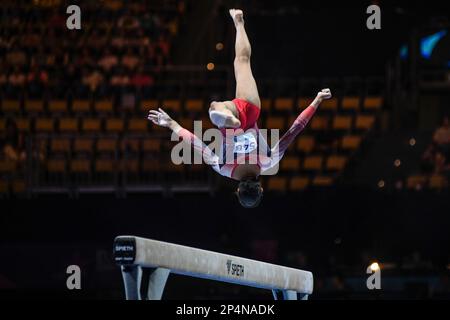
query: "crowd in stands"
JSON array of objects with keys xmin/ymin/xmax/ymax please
[{"xmin": 421, "ymin": 116, "xmax": 450, "ymax": 177}]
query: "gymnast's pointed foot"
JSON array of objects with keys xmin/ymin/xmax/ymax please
[{"xmin": 229, "ymin": 8, "xmax": 244, "ymax": 26}]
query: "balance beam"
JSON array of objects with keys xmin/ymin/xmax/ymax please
[{"xmin": 113, "ymin": 236, "xmax": 313, "ymax": 300}]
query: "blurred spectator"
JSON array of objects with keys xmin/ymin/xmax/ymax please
[
  {"xmin": 82, "ymin": 68, "xmax": 104, "ymax": 93},
  {"xmin": 98, "ymin": 48, "xmax": 119, "ymax": 72},
  {"xmin": 1, "ymin": 120, "xmax": 25, "ymax": 162},
  {"xmin": 130, "ymin": 65, "xmax": 154, "ymax": 88},
  {"xmin": 122, "ymin": 48, "xmax": 140, "ymax": 70},
  {"xmin": 110, "ymin": 67, "xmax": 130, "ymax": 88},
  {"xmin": 6, "ymin": 45, "xmax": 26, "ymax": 66},
  {"xmin": 433, "ymin": 116, "xmax": 450, "ymax": 157}
]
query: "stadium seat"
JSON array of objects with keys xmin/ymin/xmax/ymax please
[
  {"xmin": 106, "ymin": 118, "xmax": 124, "ymax": 133},
  {"xmin": 310, "ymin": 116, "xmax": 329, "ymax": 130},
  {"xmin": 185, "ymin": 99, "xmax": 203, "ymax": 112},
  {"xmin": 141, "ymin": 158, "xmax": 161, "ymax": 172},
  {"xmin": 35, "ymin": 118, "xmax": 54, "ymax": 132},
  {"xmin": 274, "ymin": 98, "xmax": 293, "ymax": 112},
  {"xmin": 2, "ymin": 100, "xmax": 21, "ymax": 113},
  {"xmin": 128, "ymin": 119, "xmax": 148, "ymax": 132},
  {"xmin": 320, "ymin": 97, "xmax": 338, "ymax": 111},
  {"xmin": 363, "ymin": 96, "xmax": 383, "ymax": 110},
  {"xmin": 97, "ymin": 138, "xmax": 117, "ymax": 153},
  {"xmin": 429, "ymin": 175, "xmax": 447, "ymax": 190},
  {"xmin": 24, "ymin": 100, "xmax": 44, "ymax": 113},
  {"xmin": 289, "ymin": 177, "xmax": 309, "ymax": 191},
  {"xmin": 72, "ymin": 100, "xmax": 91, "ymax": 113},
  {"xmin": 267, "ymin": 177, "xmax": 287, "ymax": 192},
  {"xmin": 140, "ymin": 99, "xmax": 159, "ymax": 113},
  {"xmin": 74, "ymin": 138, "xmax": 94, "ymax": 154},
  {"xmin": 297, "ymin": 97, "xmax": 314, "ymax": 110},
  {"xmin": 341, "ymin": 135, "xmax": 362, "ymax": 150},
  {"xmin": 162, "ymin": 99, "xmax": 181, "ymax": 113},
  {"xmin": 142, "ymin": 139, "xmax": 161, "ymax": 152},
  {"xmin": 326, "ymin": 155, "xmax": 347, "ymax": 171},
  {"xmin": 0, "ymin": 159, "xmax": 17, "ymax": 173},
  {"xmin": 95, "ymin": 159, "xmax": 116, "ymax": 172},
  {"xmin": 16, "ymin": 118, "xmax": 30, "ymax": 132},
  {"xmin": 312, "ymin": 175, "xmax": 333, "ymax": 186},
  {"xmin": 281, "ymin": 156, "xmax": 301, "ymax": 171},
  {"xmin": 342, "ymin": 97, "xmax": 360, "ymax": 111},
  {"xmin": 70, "ymin": 159, "xmax": 91, "ymax": 173},
  {"xmin": 266, "ymin": 116, "xmax": 285, "ymax": 130},
  {"xmin": 11, "ymin": 179, "xmax": 26, "ymax": 194},
  {"xmin": 59, "ymin": 118, "xmax": 78, "ymax": 132},
  {"xmin": 0, "ymin": 119, "xmax": 5, "ymax": 132},
  {"xmin": 297, "ymin": 136, "xmax": 315, "ymax": 153},
  {"xmin": 82, "ymin": 119, "xmax": 102, "ymax": 132},
  {"xmin": 303, "ymin": 155, "xmax": 323, "ymax": 171},
  {"xmin": 261, "ymin": 98, "xmax": 272, "ymax": 112},
  {"xmin": 355, "ymin": 115, "xmax": 375, "ymax": 130},
  {"xmin": 47, "ymin": 158, "xmax": 67, "ymax": 173},
  {"xmin": 50, "ymin": 138, "xmax": 71, "ymax": 155},
  {"xmin": 406, "ymin": 175, "xmax": 427, "ymax": 190},
  {"xmin": 94, "ymin": 99, "xmax": 114, "ymax": 113},
  {"xmin": 48, "ymin": 100, "xmax": 68, "ymax": 113},
  {"xmin": 332, "ymin": 115, "xmax": 352, "ymax": 130}
]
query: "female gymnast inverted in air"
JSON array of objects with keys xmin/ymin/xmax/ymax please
[{"xmin": 148, "ymin": 9, "xmax": 332, "ymax": 208}]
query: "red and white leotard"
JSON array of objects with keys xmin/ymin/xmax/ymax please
[{"xmin": 173, "ymin": 102, "xmax": 317, "ymax": 179}]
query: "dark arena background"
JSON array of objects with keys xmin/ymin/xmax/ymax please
[{"xmin": 0, "ymin": 0, "xmax": 450, "ymax": 301}]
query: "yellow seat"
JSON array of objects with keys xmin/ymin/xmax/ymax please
[
  {"xmin": 297, "ymin": 97, "xmax": 314, "ymax": 110},
  {"xmin": 94, "ymin": 99, "xmax": 113, "ymax": 113},
  {"xmin": 0, "ymin": 119, "xmax": 5, "ymax": 132},
  {"xmin": 303, "ymin": 156, "xmax": 323, "ymax": 171},
  {"xmin": 128, "ymin": 119, "xmax": 148, "ymax": 132},
  {"xmin": 106, "ymin": 119, "xmax": 124, "ymax": 132},
  {"xmin": 355, "ymin": 115, "xmax": 375, "ymax": 130},
  {"xmin": 74, "ymin": 138, "xmax": 94, "ymax": 153},
  {"xmin": 261, "ymin": 98, "xmax": 272, "ymax": 112},
  {"xmin": 342, "ymin": 97, "xmax": 360, "ymax": 111},
  {"xmin": 12, "ymin": 180, "xmax": 26, "ymax": 193},
  {"xmin": 47, "ymin": 159, "xmax": 66, "ymax": 172},
  {"xmin": 82, "ymin": 119, "xmax": 102, "ymax": 132},
  {"xmin": 48, "ymin": 100, "xmax": 68, "ymax": 113},
  {"xmin": 341, "ymin": 135, "xmax": 361, "ymax": 150},
  {"xmin": 0, "ymin": 159, "xmax": 17, "ymax": 173},
  {"xmin": 16, "ymin": 118, "xmax": 30, "ymax": 132},
  {"xmin": 363, "ymin": 96, "xmax": 383, "ymax": 110},
  {"xmin": 266, "ymin": 116, "xmax": 285, "ymax": 129},
  {"xmin": 185, "ymin": 99, "xmax": 203, "ymax": 112},
  {"xmin": 50, "ymin": 138, "xmax": 71, "ymax": 153},
  {"xmin": 142, "ymin": 159, "xmax": 160, "ymax": 172},
  {"xmin": 72, "ymin": 100, "xmax": 91, "ymax": 113},
  {"xmin": 0, "ymin": 180, "xmax": 8, "ymax": 193},
  {"xmin": 297, "ymin": 136, "xmax": 315, "ymax": 153},
  {"xmin": 25, "ymin": 100, "xmax": 44, "ymax": 113},
  {"xmin": 95, "ymin": 159, "xmax": 115, "ymax": 172},
  {"xmin": 310, "ymin": 116, "xmax": 328, "ymax": 130},
  {"xmin": 429, "ymin": 175, "xmax": 448, "ymax": 189},
  {"xmin": 281, "ymin": 156, "xmax": 300, "ymax": 171},
  {"xmin": 97, "ymin": 139, "xmax": 117, "ymax": 153},
  {"xmin": 289, "ymin": 177, "xmax": 309, "ymax": 191},
  {"xmin": 312, "ymin": 176, "xmax": 333, "ymax": 186},
  {"xmin": 321, "ymin": 98, "xmax": 338, "ymax": 111},
  {"xmin": 274, "ymin": 98, "xmax": 293, "ymax": 112},
  {"xmin": 406, "ymin": 175, "xmax": 427, "ymax": 189},
  {"xmin": 59, "ymin": 118, "xmax": 78, "ymax": 132},
  {"xmin": 70, "ymin": 159, "xmax": 91, "ymax": 172},
  {"xmin": 35, "ymin": 118, "xmax": 54, "ymax": 132},
  {"xmin": 326, "ymin": 155, "xmax": 347, "ymax": 171},
  {"xmin": 162, "ymin": 99, "xmax": 181, "ymax": 112},
  {"xmin": 142, "ymin": 139, "xmax": 161, "ymax": 152},
  {"xmin": 179, "ymin": 118, "xmax": 194, "ymax": 131},
  {"xmin": 2, "ymin": 100, "xmax": 21, "ymax": 113},
  {"xmin": 332, "ymin": 115, "xmax": 352, "ymax": 130},
  {"xmin": 267, "ymin": 177, "xmax": 287, "ymax": 192},
  {"xmin": 140, "ymin": 99, "xmax": 159, "ymax": 112}
]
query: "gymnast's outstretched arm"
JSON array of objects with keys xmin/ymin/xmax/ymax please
[
  {"xmin": 147, "ymin": 108, "xmax": 220, "ymax": 170},
  {"xmin": 260, "ymin": 89, "xmax": 332, "ymax": 174}
]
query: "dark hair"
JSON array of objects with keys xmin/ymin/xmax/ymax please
[{"xmin": 236, "ymin": 178, "xmax": 263, "ymax": 208}]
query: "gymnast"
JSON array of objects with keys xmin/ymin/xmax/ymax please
[{"xmin": 148, "ymin": 9, "xmax": 332, "ymax": 208}]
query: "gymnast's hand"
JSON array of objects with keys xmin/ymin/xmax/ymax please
[
  {"xmin": 147, "ymin": 108, "xmax": 176, "ymax": 129},
  {"xmin": 317, "ymin": 88, "xmax": 332, "ymax": 101}
]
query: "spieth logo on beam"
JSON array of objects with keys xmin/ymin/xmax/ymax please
[{"xmin": 227, "ymin": 259, "xmax": 244, "ymax": 277}]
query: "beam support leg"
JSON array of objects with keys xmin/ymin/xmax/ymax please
[
  {"xmin": 121, "ymin": 265, "xmax": 143, "ymax": 300},
  {"xmin": 146, "ymin": 267, "xmax": 171, "ymax": 300}
]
